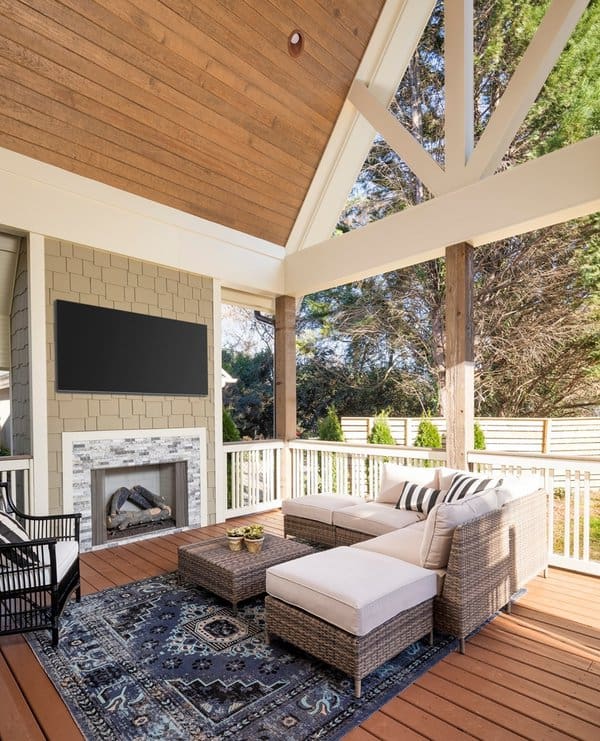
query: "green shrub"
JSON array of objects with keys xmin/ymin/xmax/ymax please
[
  {"xmin": 223, "ymin": 407, "xmax": 241, "ymax": 442},
  {"xmin": 474, "ymin": 422, "xmax": 486, "ymax": 450},
  {"xmin": 0, "ymin": 446, "xmax": 10, "ymax": 457},
  {"xmin": 318, "ymin": 406, "xmax": 345, "ymax": 442},
  {"xmin": 368, "ymin": 411, "xmax": 395, "ymax": 446},
  {"xmin": 413, "ymin": 415, "xmax": 442, "ymax": 448}
]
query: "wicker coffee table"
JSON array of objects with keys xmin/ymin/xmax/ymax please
[{"xmin": 178, "ymin": 533, "xmax": 315, "ymax": 612}]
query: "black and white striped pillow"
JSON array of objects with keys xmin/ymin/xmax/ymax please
[
  {"xmin": 445, "ymin": 473, "xmax": 503, "ymax": 503},
  {"xmin": 396, "ymin": 482, "xmax": 446, "ymax": 515},
  {"xmin": 0, "ymin": 512, "xmax": 37, "ymax": 569}
]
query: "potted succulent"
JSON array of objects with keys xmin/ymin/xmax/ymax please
[
  {"xmin": 226, "ymin": 526, "xmax": 247, "ymax": 552},
  {"xmin": 243, "ymin": 524, "xmax": 265, "ymax": 554}
]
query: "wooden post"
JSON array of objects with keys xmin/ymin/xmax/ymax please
[
  {"xmin": 275, "ymin": 296, "xmax": 296, "ymax": 499},
  {"xmin": 445, "ymin": 242, "xmax": 474, "ymax": 470}
]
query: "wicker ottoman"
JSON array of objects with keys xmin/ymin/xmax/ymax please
[
  {"xmin": 178, "ymin": 534, "xmax": 315, "ymax": 612},
  {"xmin": 265, "ymin": 547, "xmax": 437, "ymax": 697},
  {"xmin": 282, "ymin": 494, "xmax": 361, "ymax": 546}
]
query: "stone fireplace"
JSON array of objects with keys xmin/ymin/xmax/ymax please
[{"xmin": 62, "ymin": 428, "xmax": 207, "ymax": 551}]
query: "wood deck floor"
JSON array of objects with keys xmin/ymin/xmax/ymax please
[{"xmin": 2, "ymin": 510, "xmax": 599, "ymax": 740}]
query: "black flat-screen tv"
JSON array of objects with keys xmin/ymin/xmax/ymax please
[{"xmin": 56, "ymin": 300, "xmax": 208, "ymax": 395}]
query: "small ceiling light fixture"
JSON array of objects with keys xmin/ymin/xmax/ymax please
[{"xmin": 288, "ymin": 29, "xmax": 304, "ymax": 57}]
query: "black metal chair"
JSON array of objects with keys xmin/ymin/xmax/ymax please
[{"xmin": 0, "ymin": 481, "xmax": 81, "ymax": 646}]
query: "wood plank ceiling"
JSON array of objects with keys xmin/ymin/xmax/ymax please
[{"xmin": 0, "ymin": 1, "xmax": 384, "ymax": 246}]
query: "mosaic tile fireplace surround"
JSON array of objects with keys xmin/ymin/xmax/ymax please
[{"xmin": 62, "ymin": 428, "xmax": 207, "ymax": 551}]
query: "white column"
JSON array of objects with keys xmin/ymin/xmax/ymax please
[
  {"xmin": 27, "ymin": 233, "xmax": 49, "ymax": 514},
  {"xmin": 213, "ymin": 279, "xmax": 225, "ymax": 523}
]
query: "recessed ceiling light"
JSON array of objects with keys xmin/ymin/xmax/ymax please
[{"xmin": 288, "ymin": 30, "xmax": 304, "ymax": 57}]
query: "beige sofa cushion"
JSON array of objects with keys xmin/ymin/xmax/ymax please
[
  {"xmin": 496, "ymin": 474, "xmax": 543, "ymax": 501},
  {"xmin": 333, "ymin": 502, "xmax": 422, "ymax": 536},
  {"xmin": 376, "ymin": 463, "xmax": 437, "ymax": 504},
  {"xmin": 420, "ymin": 489, "xmax": 501, "ymax": 569},
  {"xmin": 282, "ymin": 494, "xmax": 360, "ymax": 525},
  {"xmin": 352, "ymin": 521, "xmax": 426, "ymax": 564},
  {"xmin": 351, "ymin": 523, "xmax": 446, "ymax": 595},
  {"xmin": 266, "ymin": 547, "xmax": 437, "ymax": 636}
]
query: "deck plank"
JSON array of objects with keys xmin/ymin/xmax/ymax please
[{"xmin": 1, "ymin": 510, "xmax": 599, "ymax": 741}]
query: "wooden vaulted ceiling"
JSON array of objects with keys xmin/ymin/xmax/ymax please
[{"xmin": 0, "ymin": 1, "xmax": 384, "ymax": 246}]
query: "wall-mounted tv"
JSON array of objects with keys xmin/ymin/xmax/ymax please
[{"xmin": 56, "ymin": 300, "xmax": 208, "ymax": 396}]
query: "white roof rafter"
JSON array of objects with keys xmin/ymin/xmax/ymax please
[
  {"xmin": 347, "ymin": 80, "xmax": 446, "ymax": 196},
  {"xmin": 464, "ymin": 0, "xmax": 589, "ymax": 183},
  {"xmin": 285, "ymin": 0, "xmax": 436, "ymax": 254}
]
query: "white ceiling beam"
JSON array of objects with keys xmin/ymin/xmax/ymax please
[
  {"xmin": 443, "ymin": 0, "xmax": 474, "ymax": 184},
  {"xmin": 285, "ymin": 0, "xmax": 436, "ymax": 253},
  {"xmin": 465, "ymin": 0, "xmax": 589, "ymax": 182},
  {"xmin": 0, "ymin": 147, "xmax": 285, "ymax": 295},
  {"xmin": 284, "ymin": 136, "xmax": 600, "ymax": 296},
  {"xmin": 347, "ymin": 80, "xmax": 446, "ymax": 196}
]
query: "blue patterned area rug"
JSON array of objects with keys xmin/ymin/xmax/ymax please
[{"xmin": 26, "ymin": 573, "xmax": 456, "ymax": 740}]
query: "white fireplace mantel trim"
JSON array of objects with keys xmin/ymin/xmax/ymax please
[{"xmin": 62, "ymin": 427, "xmax": 208, "ymax": 527}]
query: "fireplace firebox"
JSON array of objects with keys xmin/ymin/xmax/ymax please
[{"xmin": 90, "ymin": 461, "xmax": 188, "ymax": 545}]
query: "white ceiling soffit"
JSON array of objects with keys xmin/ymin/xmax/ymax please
[
  {"xmin": 221, "ymin": 287, "xmax": 275, "ymax": 313},
  {"xmin": 284, "ymin": 136, "xmax": 600, "ymax": 296},
  {"xmin": 285, "ymin": 0, "xmax": 436, "ymax": 254}
]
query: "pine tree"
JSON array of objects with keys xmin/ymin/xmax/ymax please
[
  {"xmin": 368, "ymin": 412, "xmax": 395, "ymax": 446},
  {"xmin": 414, "ymin": 416, "xmax": 442, "ymax": 449},
  {"xmin": 318, "ymin": 406, "xmax": 345, "ymax": 442}
]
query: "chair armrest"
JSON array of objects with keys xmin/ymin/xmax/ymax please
[{"xmin": 0, "ymin": 538, "xmax": 61, "ymax": 589}]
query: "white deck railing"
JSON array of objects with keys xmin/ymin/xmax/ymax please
[
  {"xmin": 469, "ymin": 451, "xmax": 600, "ymax": 575},
  {"xmin": 0, "ymin": 455, "xmax": 34, "ymax": 513},
  {"xmin": 224, "ymin": 440, "xmax": 600, "ymax": 575},
  {"xmin": 288, "ymin": 440, "xmax": 446, "ymax": 499},
  {"xmin": 225, "ymin": 440, "xmax": 284, "ymax": 517}
]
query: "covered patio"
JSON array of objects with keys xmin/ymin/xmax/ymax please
[{"xmin": 0, "ymin": 0, "xmax": 599, "ymax": 738}]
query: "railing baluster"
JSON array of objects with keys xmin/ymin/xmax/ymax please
[{"xmin": 583, "ymin": 472, "xmax": 590, "ymax": 562}]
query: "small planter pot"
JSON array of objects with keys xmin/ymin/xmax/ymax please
[
  {"xmin": 227, "ymin": 535, "xmax": 245, "ymax": 552},
  {"xmin": 244, "ymin": 537, "xmax": 264, "ymax": 554}
]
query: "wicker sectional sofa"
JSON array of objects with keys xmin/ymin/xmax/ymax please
[{"xmin": 281, "ymin": 465, "xmax": 548, "ymax": 652}]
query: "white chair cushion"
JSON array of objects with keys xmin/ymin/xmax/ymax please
[
  {"xmin": 266, "ymin": 547, "xmax": 437, "ymax": 636},
  {"xmin": 376, "ymin": 463, "xmax": 437, "ymax": 504},
  {"xmin": 333, "ymin": 502, "xmax": 422, "ymax": 536},
  {"xmin": 282, "ymin": 494, "xmax": 360, "ymax": 525},
  {"xmin": 0, "ymin": 540, "xmax": 78, "ymax": 591},
  {"xmin": 420, "ymin": 489, "xmax": 501, "ymax": 569}
]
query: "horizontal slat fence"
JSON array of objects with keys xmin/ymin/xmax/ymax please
[{"xmin": 342, "ymin": 416, "xmax": 600, "ymax": 456}]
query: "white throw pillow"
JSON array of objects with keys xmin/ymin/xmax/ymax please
[
  {"xmin": 420, "ymin": 489, "xmax": 501, "ymax": 569},
  {"xmin": 495, "ymin": 474, "xmax": 544, "ymax": 501},
  {"xmin": 376, "ymin": 463, "xmax": 437, "ymax": 504}
]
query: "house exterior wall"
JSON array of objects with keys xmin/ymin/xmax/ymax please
[
  {"xmin": 10, "ymin": 240, "xmax": 30, "ymax": 455},
  {"xmin": 45, "ymin": 239, "xmax": 216, "ymax": 519}
]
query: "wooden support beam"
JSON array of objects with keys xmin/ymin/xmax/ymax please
[
  {"xmin": 445, "ymin": 242, "xmax": 474, "ymax": 470},
  {"xmin": 274, "ymin": 296, "xmax": 296, "ymax": 441}
]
